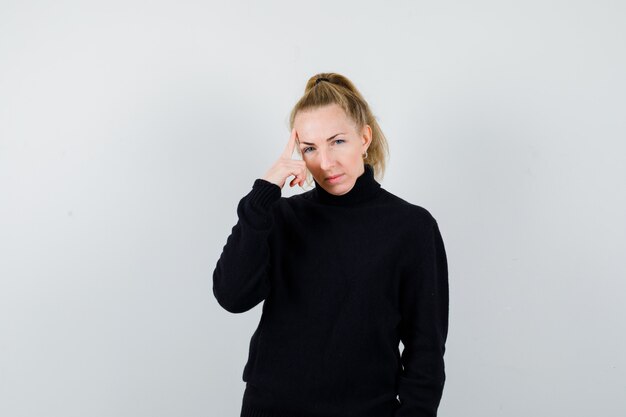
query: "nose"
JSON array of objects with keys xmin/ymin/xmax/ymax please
[{"xmin": 319, "ymin": 148, "xmax": 335, "ymax": 171}]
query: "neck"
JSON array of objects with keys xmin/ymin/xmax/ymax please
[{"xmin": 312, "ymin": 164, "xmax": 381, "ymax": 207}]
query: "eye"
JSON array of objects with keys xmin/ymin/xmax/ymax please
[{"xmin": 302, "ymin": 139, "xmax": 344, "ymax": 155}]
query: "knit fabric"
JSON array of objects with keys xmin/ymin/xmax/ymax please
[{"xmin": 213, "ymin": 164, "xmax": 449, "ymax": 417}]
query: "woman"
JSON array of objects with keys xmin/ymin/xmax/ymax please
[{"xmin": 213, "ymin": 73, "xmax": 449, "ymax": 417}]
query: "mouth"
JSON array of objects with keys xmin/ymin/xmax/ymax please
[{"xmin": 325, "ymin": 173, "xmax": 344, "ymax": 184}]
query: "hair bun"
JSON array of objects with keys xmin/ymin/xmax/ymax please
[{"xmin": 315, "ymin": 77, "xmax": 330, "ymax": 86}]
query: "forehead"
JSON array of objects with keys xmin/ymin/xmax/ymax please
[{"xmin": 294, "ymin": 104, "xmax": 356, "ymax": 141}]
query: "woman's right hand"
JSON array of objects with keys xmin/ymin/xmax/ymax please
[{"xmin": 262, "ymin": 128, "xmax": 307, "ymax": 189}]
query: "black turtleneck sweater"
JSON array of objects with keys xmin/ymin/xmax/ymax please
[{"xmin": 212, "ymin": 164, "xmax": 449, "ymax": 417}]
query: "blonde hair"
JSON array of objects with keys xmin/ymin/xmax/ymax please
[{"xmin": 289, "ymin": 72, "xmax": 389, "ymax": 188}]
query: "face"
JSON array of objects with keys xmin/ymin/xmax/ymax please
[{"xmin": 294, "ymin": 104, "xmax": 372, "ymax": 196}]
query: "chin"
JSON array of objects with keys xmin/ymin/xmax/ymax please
[{"xmin": 330, "ymin": 181, "xmax": 351, "ymax": 193}]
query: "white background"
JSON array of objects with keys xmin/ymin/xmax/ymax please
[{"xmin": 1, "ymin": 1, "xmax": 625, "ymax": 416}]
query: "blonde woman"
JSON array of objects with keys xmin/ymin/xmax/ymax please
[{"xmin": 213, "ymin": 73, "xmax": 449, "ymax": 417}]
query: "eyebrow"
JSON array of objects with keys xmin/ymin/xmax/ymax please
[{"xmin": 299, "ymin": 133, "xmax": 344, "ymax": 146}]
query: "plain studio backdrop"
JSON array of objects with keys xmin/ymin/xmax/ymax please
[{"xmin": 1, "ymin": 1, "xmax": 625, "ymax": 416}]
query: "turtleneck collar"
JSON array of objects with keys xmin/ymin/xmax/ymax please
[{"xmin": 312, "ymin": 164, "xmax": 381, "ymax": 207}]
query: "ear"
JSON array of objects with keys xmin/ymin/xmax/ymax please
[{"xmin": 361, "ymin": 124, "xmax": 372, "ymax": 149}]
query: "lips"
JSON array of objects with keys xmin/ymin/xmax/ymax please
[{"xmin": 326, "ymin": 174, "xmax": 343, "ymax": 180}]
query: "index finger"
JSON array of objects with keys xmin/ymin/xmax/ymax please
[{"xmin": 281, "ymin": 127, "xmax": 298, "ymax": 159}]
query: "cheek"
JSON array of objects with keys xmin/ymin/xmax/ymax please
[{"xmin": 348, "ymin": 143, "xmax": 363, "ymax": 156}]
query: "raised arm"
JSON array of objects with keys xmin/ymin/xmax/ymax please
[
  {"xmin": 212, "ymin": 179, "xmax": 281, "ymax": 313},
  {"xmin": 212, "ymin": 128, "xmax": 307, "ymax": 314},
  {"xmin": 396, "ymin": 218, "xmax": 449, "ymax": 416}
]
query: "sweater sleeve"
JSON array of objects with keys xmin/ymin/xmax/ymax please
[
  {"xmin": 212, "ymin": 178, "xmax": 281, "ymax": 314},
  {"xmin": 395, "ymin": 218, "xmax": 449, "ymax": 417}
]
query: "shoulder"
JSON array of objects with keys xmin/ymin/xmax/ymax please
[
  {"xmin": 377, "ymin": 188, "xmax": 438, "ymax": 227},
  {"xmin": 377, "ymin": 190, "xmax": 445, "ymax": 265},
  {"xmin": 277, "ymin": 188, "xmax": 316, "ymax": 209},
  {"xmin": 288, "ymin": 188, "xmax": 316, "ymax": 202},
  {"xmin": 258, "ymin": 188, "xmax": 315, "ymax": 220}
]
